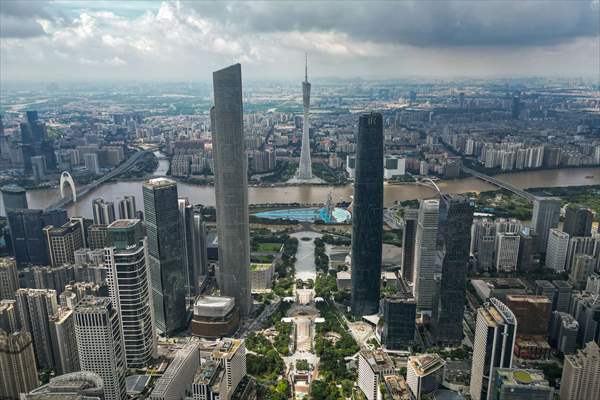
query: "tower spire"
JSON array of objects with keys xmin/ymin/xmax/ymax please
[{"xmin": 305, "ymin": 53, "xmax": 308, "ymax": 82}]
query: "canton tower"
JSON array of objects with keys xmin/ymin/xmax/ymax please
[{"xmin": 297, "ymin": 54, "xmax": 313, "ymax": 179}]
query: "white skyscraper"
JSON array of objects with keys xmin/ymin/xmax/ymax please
[
  {"xmin": 297, "ymin": 54, "xmax": 312, "ymax": 180},
  {"xmin": 495, "ymin": 232, "xmax": 520, "ymax": 272},
  {"xmin": 560, "ymin": 341, "xmax": 600, "ymax": 400},
  {"xmin": 470, "ymin": 298, "xmax": 517, "ymax": 400},
  {"xmin": 74, "ymin": 297, "xmax": 127, "ymax": 400},
  {"xmin": 412, "ymin": 199, "xmax": 440, "ymax": 313},
  {"xmin": 545, "ymin": 229, "xmax": 570, "ymax": 272}
]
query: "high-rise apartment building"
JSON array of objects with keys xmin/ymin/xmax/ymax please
[
  {"xmin": 563, "ymin": 205, "xmax": 593, "ymax": 237},
  {"xmin": 412, "ymin": 199, "xmax": 440, "ymax": 313},
  {"xmin": 143, "ymin": 177, "xmax": 187, "ymax": 334},
  {"xmin": 351, "ymin": 113, "xmax": 384, "ymax": 316},
  {"xmin": 92, "ymin": 198, "xmax": 116, "ymax": 225},
  {"xmin": 43, "ymin": 219, "xmax": 84, "ymax": 267},
  {"xmin": 297, "ymin": 55, "xmax": 313, "ymax": 180},
  {"xmin": 560, "ymin": 342, "xmax": 600, "ymax": 400},
  {"xmin": 0, "ymin": 257, "xmax": 19, "ymax": 300},
  {"xmin": 401, "ymin": 208, "xmax": 418, "ymax": 282},
  {"xmin": 532, "ymin": 197, "xmax": 561, "ymax": 253},
  {"xmin": 74, "ymin": 297, "xmax": 127, "ymax": 400},
  {"xmin": 15, "ymin": 288, "xmax": 58, "ymax": 369},
  {"xmin": 470, "ymin": 298, "xmax": 517, "ymax": 400},
  {"xmin": 358, "ymin": 350, "xmax": 395, "ymax": 400},
  {"xmin": 48, "ymin": 306, "xmax": 80, "ymax": 374},
  {"xmin": 495, "ymin": 232, "xmax": 520, "ymax": 272},
  {"xmin": 545, "ymin": 229, "xmax": 569, "ymax": 271},
  {"xmin": 211, "ymin": 64, "xmax": 251, "ymax": 317},
  {"xmin": 118, "ymin": 195, "xmax": 137, "ymax": 219},
  {"xmin": 491, "ymin": 368, "xmax": 554, "ymax": 400},
  {"xmin": 0, "ymin": 299, "xmax": 19, "ymax": 333},
  {"xmin": 105, "ymin": 219, "xmax": 156, "ymax": 368},
  {"xmin": 0, "ymin": 330, "xmax": 39, "ymax": 399},
  {"xmin": 433, "ymin": 194, "xmax": 474, "ymax": 344}
]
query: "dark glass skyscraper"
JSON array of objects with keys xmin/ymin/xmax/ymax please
[
  {"xmin": 401, "ymin": 208, "xmax": 418, "ymax": 282},
  {"xmin": 563, "ymin": 205, "xmax": 593, "ymax": 237},
  {"xmin": 351, "ymin": 112, "xmax": 383, "ymax": 316},
  {"xmin": 1, "ymin": 184, "xmax": 28, "ymax": 212},
  {"xmin": 381, "ymin": 279, "xmax": 416, "ymax": 350},
  {"xmin": 211, "ymin": 63, "xmax": 251, "ymax": 317},
  {"xmin": 432, "ymin": 193, "xmax": 474, "ymax": 344},
  {"xmin": 143, "ymin": 178, "xmax": 187, "ymax": 335}
]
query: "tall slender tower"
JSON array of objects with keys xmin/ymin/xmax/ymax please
[
  {"xmin": 351, "ymin": 113, "xmax": 384, "ymax": 316},
  {"xmin": 211, "ymin": 63, "xmax": 251, "ymax": 317},
  {"xmin": 297, "ymin": 54, "xmax": 312, "ymax": 179}
]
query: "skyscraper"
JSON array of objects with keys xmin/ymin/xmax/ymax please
[
  {"xmin": 560, "ymin": 341, "xmax": 600, "ymax": 400},
  {"xmin": 74, "ymin": 297, "xmax": 127, "ymax": 400},
  {"xmin": 351, "ymin": 112, "xmax": 384, "ymax": 316},
  {"xmin": 48, "ymin": 306, "xmax": 80, "ymax": 374},
  {"xmin": 191, "ymin": 206, "xmax": 209, "ymax": 288},
  {"xmin": 1, "ymin": 184, "xmax": 28, "ymax": 212},
  {"xmin": 412, "ymin": 199, "xmax": 440, "ymax": 313},
  {"xmin": 143, "ymin": 178, "xmax": 187, "ymax": 334},
  {"xmin": 381, "ymin": 279, "xmax": 416, "ymax": 350},
  {"xmin": 432, "ymin": 194, "xmax": 474, "ymax": 344},
  {"xmin": 211, "ymin": 64, "xmax": 251, "ymax": 317},
  {"xmin": 297, "ymin": 54, "xmax": 313, "ymax": 180},
  {"xmin": 0, "ymin": 257, "xmax": 19, "ymax": 300},
  {"xmin": 43, "ymin": 219, "xmax": 84, "ymax": 267},
  {"xmin": 178, "ymin": 198, "xmax": 194, "ymax": 298},
  {"xmin": 545, "ymin": 229, "xmax": 569, "ymax": 272},
  {"xmin": 92, "ymin": 198, "xmax": 116, "ymax": 225},
  {"xmin": 0, "ymin": 330, "xmax": 39, "ymax": 399},
  {"xmin": 470, "ymin": 298, "xmax": 517, "ymax": 400},
  {"xmin": 105, "ymin": 219, "xmax": 156, "ymax": 368},
  {"xmin": 118, "ymin": 195, "xmax": 137, "ymax": 219},
  {"xmin": 563, "ymin": 205, "xmax": 593, "ymax": 237},
  {"xmin": 532, "ymin": 197, "xmax": 561, "ymax": 253},
  {"xmin": 495, "ymin": 232, "xmax": 520, "ymax": 272},
  {"xmin": 401, "ymin": 208, "xmax": 418, "ymax": 282}
]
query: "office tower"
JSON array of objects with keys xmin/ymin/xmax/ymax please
[
  {"xmin": 550, "ymin": 311, "xmax": 578, "ymax": 354},
  {"xmin": 569, "ymin": 254, "xmax": 595, "ymax": 288},
  {"xmin": 178, "ymin": 198, "xmax": 194, "ymax": 298},
  {"xmin": 15, "ymin": 288, "xmax": 58, "ymax": 369},
  {"xmin": 105, "ymin": 219, "xmax": 156, "ymax": 368},
  {"xmin": 21, "ymin": 371, "xmax": 104, "ymax": 399},
  {"xmin": 586, "ymin": 273, "xmax": 600, "ymax": 296},
  {"xmin": 406, "ymin": 354, "xmax": 446, "ymax": 400},
  {"xmin": 471, "ymin": 219, "xmax": 497, "ymax": 271},
  {"xmin": 412, "ymin": 199, "xmax": 440, "ymax": 313},
  {"xmin": 569, "ymin": 292, "xmax": 600, "ymax": 346},
  {"xmin": 351, "ymin": 113, "xmax": 384, "ymax": 316},
  {"xmin": 545, "ymin": 229, "xmax": 569, "ymax": 271},
  {"xmin": 210, "ymin": 338, "xmax": 247, "ymax": 396},
  {"xmin": 189, "ymin": 360, "xmax": 228, "ymax": 400},
  {"xmin": 505, "ymin": 295, "xmax": 551, "ymax": 337},
  {"xmin": 358, "ymin": 350, "xmax": 395, "ymax": 400},
  {"xmin": 0, "ymin": 330, "xmax": 39, "ymax": 399},
  {"xmin": 297, "ymin": 55, "xmax": 313, "ymax": 179},
  {"xmin": 7, "ymin": 208, "xmax": 67, "ymax": 266},
  {"xmin": 43, "ymin": 220, "xmax": 84, "ymax": 267},
  {"xmin": 191, "ymin": 206, "xmax": 209, "ymax": 286},
  {"xmin": 563, "ymin": 205, "xmax": 593, "ymax": 237},
  {"xmin": 87, "ymin": 224, "xmax": 108, "ymax": 249},
  {"xmin": 0, "ymin": 300, "xmax": 19, "ymax": 333},
  {"xmin": 470, "ymin": 298, "xmax": 517, "ymax": 400},
  {"xmin": 401, "ymin": 208, "xmax": 418, "ymax": 282},
  {"xmin": 495, "ymin": 218, "xmax": 522, "ymax": 235},
  {"xmin": 149, "ymin": 339, "xmax": 200, "ymax": 400},
  {"xmin": 30, "ymin": 155, "xmax": 46, "ymax": 181},
  {"xmin": 560, "ymin": 342, "xmax": 600, "ymax": 400},
  {"xmin": 381, "ymin": 279, "xmax": 416, "ymax": 350},
  {"xmin": 532, "ymin": 197, "xmax": 561, "ymax": 253},
  {"xmin": 491, "ymin": 369, "xmax": 554, "ymax": 400},
  {"xmin": 495, "ymin": 232, "xmax": 520, "ymax": 272},
  {"xmin": 517, "ymin": 228, "xmax": 538, "ymax": 272},
  {"xmin": 118, "ymin": 195, "xmax": 137, "ymax": 219},
  {"xmin": 511, "ymin": 94, "xmax": 521, "ymax": 119},
  {"xmin": 552, "ymin": 280, "xmax": 572, "ymax": 312},
  {"xmin": 83, "ymin": 152, "xmax": 100, "ymax": 174},
  {"xmin": 48, "ymin": 307, "xmax": 80, "ymax": 374},
  {"xmin": 1, "ymin": 184, "xmax": 28, "ymax": 211},
  {"xmin": 0, "ymin": 257, "xmax": 18, "ymax": 300},
  {"xmin": 565, "ymin": 235, "xmax": 600, "ymax": 272},
  {"xmin": 143, "ymin": 177, "xmax": 187, "ymax": 334},
  {"xmin": 74, "ymin": 297, "xmax": 127, "ymax": 400},
  {"xmin": 433, "ymin": 194, "xmax": 474, "ymax": 344},
  {"xmin": 92, "ymin": 198, "xmax": 116, "ymax": 225},
  {"xmin": 211, "ymin": 64, "xmax": 251, "ymax": 317}
]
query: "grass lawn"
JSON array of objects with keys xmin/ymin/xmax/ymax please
[{"xmin": 257, "ymin": 242, "xmax": 283, "ymax": 252}]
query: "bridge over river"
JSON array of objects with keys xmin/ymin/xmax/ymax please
[{"xmin": 461, "ymin": 165, "xmax": 539, "ymax": 202}]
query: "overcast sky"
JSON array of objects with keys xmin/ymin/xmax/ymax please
[{"xmin": 1, "ymin": 0, "xmax": 599, "ymax": 82}]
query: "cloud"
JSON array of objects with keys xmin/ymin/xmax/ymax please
[
  {"xmin": 0, "ymin": 0, "xmax": 54, "ymax": 38},
  {"xmin": 187, "ymin": 0, "xmax": 599, "ymax": 47}
]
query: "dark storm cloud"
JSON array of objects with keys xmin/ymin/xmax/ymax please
[
  {"xmin": 187, "ymin": 0, "xmax": 599, "ymax": 47},
  {"xmin": 0, "ymin": 0, "xmax": 53, "ymax": 38}
]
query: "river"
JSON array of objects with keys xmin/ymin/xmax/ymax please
[{"xmin": 2, "ymin": 160, "xmax": 599, "ymax": 218}]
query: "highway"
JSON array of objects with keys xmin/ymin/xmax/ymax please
[
  {"xmin": 461, "ymin": 165, "xmax": 538, "ymax": 202},
  {"xmin": 47, "ymin": 150, "xmax": 151, "ymax": 210}
]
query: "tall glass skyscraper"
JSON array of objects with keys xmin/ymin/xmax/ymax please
[
  {"xmin": 143, "ymin": 178, "xmax": 187, "ymax": 334},
  {"xmin": 412, "ymin": 199, "xmax": 440, "ymax": 313},
  {"xmin": 211, "ymin": 64, "xmax": 251, "ymax": 317},
  {"xmin": 432, "ymin": 193, "xmax": 474, "ymax": 344},
  {"xmin": 351, "ymin": 112, "xmax": 384, "ymax": 316}
]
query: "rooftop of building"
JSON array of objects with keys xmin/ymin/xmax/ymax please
[
  {"xmin": 0, "ymin": 183, "xmax": 26, "ymax": 193},
  {"xmin": 408, "ymin": 353, "xmax": 446, "ymax": 376},
  {"xmin": 107, "ymin": 219, "xmax": 139, "ymax": 229},
  {"xmin": 552, "ymin": 280, "xmax": 572, "ymax": 289},
  {"xmin": 145, "ymin": 177, "xmax": 176, "ymax": 187},
  {"xmin": 480, "ymin": 298, "xmax": 516, "ymax": 326},
  {"xmin": 74, "ymin": 296, "xmax": 111, "ymax": 313},
  {"xmin": 360, "ymin": 350, "xmax": 395, "ymax": 373},
  {"xmin": 495, "ymin": 369, "xmax": 550, "ymax": 387},
  {"xmin": 505, "ymin": 294, "xmax": 551, "ymax": 304},
  {"xmin": 250, "ymin": 263, "xmax": 272, "ymax": 271},
  {"xmin": 193, "ymin": 360, "xmax": 221, "ymax": 385},
  {"xmin": 213, "ymin": 338, "xmax": 243, "ymax": 360},
  {"xmin": 383, "ymin": 374, "xmax": 411, "ymax": 400}
]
